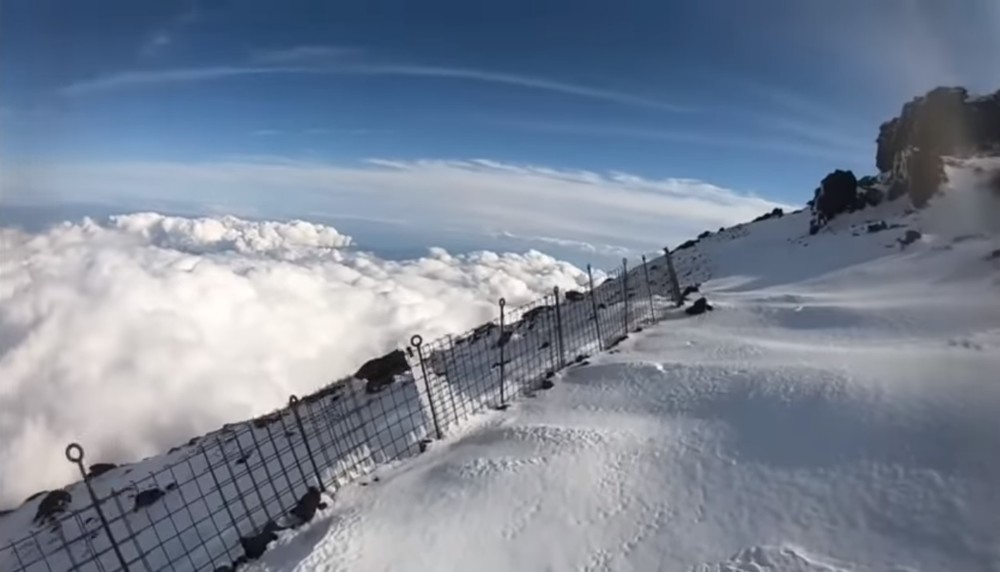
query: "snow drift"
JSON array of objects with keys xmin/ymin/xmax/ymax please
[{"xmin": 0, "ymin": 213, "xmax": 591, "ymax": 507}]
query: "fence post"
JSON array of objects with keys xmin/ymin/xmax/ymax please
[
  {"xmin": 663, "ymin": 247, "xmax": 683, "ymax": 306},
  {"xmin": 289, "ymin": 396, "xmax": 325, "ymax": 491},
  {"xmin": 496, "ymin": 298, "xmax": 508, "ymax": 409},
  {"xmin": 641, "ymin": 254, "xmax": 655, "ymax": 322},
  {"xmin": 587, "ymin": 265, "xmax": 604, "ymax": 350},
  {"xmin": 411, "ymin": 335, "xmax": 443, "ymax": 439},
  {"xmin": 621, "ymin": 258, "xmax": 630, "ymax": 334},
  {"xmin": 65, "ymin": 443, "xmax": 131, "ymax": 572},
  {"xmin": 553, "ymin": 286, "xmax": 565, "ymax": 368}
]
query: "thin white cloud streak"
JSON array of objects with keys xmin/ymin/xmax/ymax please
[
  {"xmin": 0, "ymin": 213, "xmax": 591, "ymax": 505},
  {"xmin": 486, "ymin": 119, "xmax": 870, "ymax": 164},
  {"xmin": 5, "ymin": 158, "xmax": 790, "ymax": 252},
  {"xmin": 251, "ymin": 45, "xmax": 361, "ymax": 63},
  {"xmin": 58, "ymin": 63, "xmax": 690, "ymax": 112}
]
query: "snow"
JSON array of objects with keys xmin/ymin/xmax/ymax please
[
  {"xmin": 3, "ymin": 158, "xmax": 999, "ymax": 571},
  {"xmin": 244, "ymin": 161, "xmax": 999, "ymax": 571}
]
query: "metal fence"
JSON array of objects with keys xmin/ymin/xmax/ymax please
[{"xmin": 1, "ymin": 249, "xmax": 684, "ymax": 572}]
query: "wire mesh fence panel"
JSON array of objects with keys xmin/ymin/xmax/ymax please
[{"xmin": 1, "ymin": 247, "xmax": 692, "ymax": 572}]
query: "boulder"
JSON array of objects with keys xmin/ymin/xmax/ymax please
[
  {"xmin": 564, "ymin": 290, "xmax": 585, "ymax": 302},
  {"xmin": 685, "ymin": 297, "xmax": 714, "ymax": 316},
  {"xmin": 354, "ymin": 350, "xmax": 409, "ymax": 394},
  {"xmin": 905, "ymin": 148, "xmax": 945, "ymax": 208}
]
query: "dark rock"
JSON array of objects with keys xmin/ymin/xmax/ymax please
[
  {"xmin": 540, "ymin": 379, "xmax": 555, "ymax": 390},
  {"xmin": 240, "ymin": 527, "xmax": 278, "ymax": 560},
  {"xmin": 289, "ymin": 487, "xmax": 323, "ymax": 524},
  {"xmin": 905, "ymin": 149, "xmax": 946, "ymax": 208},
  {"xmin": 25, "ymin": 490, "xmax": 48, "ymax": 503},
  {"xmin": 253, "ymin": 411, "xmax": 283, "ymax": 429},
  {"xmin": 858, "ymin": 175, "xmax": 879, "ymax": 188},
  {"xmin": 681, "ymin": 284, "xmax": 700, "ymax": 299},
  {"xmin": 538, "ymin": 341, "xmax": 550, "ymax": 350},
  {"xmin": 986, "ymin": 249, "xmax": 1000, "ymax": 261},
  {"xmin": 898, "ymin": 230, "xmax": 922, "ymax": 247},
  {"xmin": 133, "ymin": 488, "xmax": 165, "ymax": 512},
  {"xmin": 235, "ymin": 451, "xmax": 254, "ymax": 465},
  {"xmin": 355, "ymin": 349, "xmax": 409, "ymax": 394},
  {"xmin": 33, "ymin": 490, "xmax": 71, "ymax": 525},
  {"xmin": 810, "ymin": 170, "xmax": 858, "ymax": 232},
  {"xmin": 685, "ymin": 297, "xmax": 714, "ymax": 316},
  {"xmin": 887, "ymin": 179, "xmax": 908, "ymax": 201},
  {"xmin": 697, "ymin": 230, "xmax": 712, "ymax": 240},
  {"xmin": 867, "ymin": 221, "xmax": 888, "ymax": 234},
  {"xmin": 863, "ymin": 186, "xmax": 884, "ymax": 207},
  {"xmin": 493, "ymin": 330, "xmax": 513, "ymax": 349},
  {"xmin": 165, "ymin": 482, "xmax": 178, "ymax": 491},
  {"xmin": 86, "ymin": 463, "xmax": 117, "ymax": 478},
  {"xmin": 574, "ymin": 354, "xmax": 589, "ymax": 364},
  {"xmin": 676, "ymin": 239, "xmax": 698, "ymax": 251}
]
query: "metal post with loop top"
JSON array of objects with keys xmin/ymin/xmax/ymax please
[
  {"xmin": 496, "ymin": 298, "xmax": 509, "ymax": 409},
  {"xmin": 289, "ymin": 395, "xmax": 325, "ymax": 491},
  {"xmin": 664, "ymin": 247, "xmax": 683, "ymax": 306},
  {"xmin": 621, "ymin": 258, "xmax": 630, "ymax": 334},
  {"xmin": 65, "ymin": 443, "xmax": 131, "ymax": 572},
  {"xmin": 552, "ymin": 286, "xmax": 565, "ymax": 369},
  {"xmin": 587, "ymin": 265, "xmax": 604, "ymax": 350},
  {"xmin": 411, "ymin": 335, "xmax": 443, "ymax": 439},
  {"xmin": 641, "ymin": 254, "xmax": 655, "ymax": 322}
]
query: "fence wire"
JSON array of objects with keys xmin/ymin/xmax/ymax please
[{"xmin": 1, "ymin": 249, "xmax": 687, "ymax": 572}]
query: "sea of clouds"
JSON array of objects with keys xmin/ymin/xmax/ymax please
[{"xmin": 0, "ymin": 213, "xmax": 591, "ymax": 507}]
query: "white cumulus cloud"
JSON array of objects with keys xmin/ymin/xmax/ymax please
[{"xmin": 0, "ymin": 213, "xmax": 590, "ymax": 507}]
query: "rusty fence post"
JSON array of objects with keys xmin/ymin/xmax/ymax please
[
  {"xmin": 65, "ymin": 443, "xmax": 131, "ymax": 572},
  {"xmin": 411, "ymin": 335, "xmax": 443, "ymax": 439}
]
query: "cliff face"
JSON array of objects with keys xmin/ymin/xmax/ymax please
[{"xmin": 876, "ymin": 87, "xmax": 1000, "ymax": 174}]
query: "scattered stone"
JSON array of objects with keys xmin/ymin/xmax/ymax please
[
  {"xmin": 33, "ymin": 490, "xmax": 71, "ymax": 525},
  {"xmin": 86, "ymin": 463, "xmax": 117, "ymax": 478},
  {"xmin": 685, "ymin": 297, "xmax": 714, "ymax": 316},
  {"xmin": 289, "ymin": 487, "xmax": 323, "ymax": 524},
  {"xmin": 810, "ymin": 170, "xmax": 858, "ymax": 233},
  {"xmin": 240, "ymin": 526, "xmax": 278, "ymax": 561},
  {"xmin": 564, "ymin": 290, "xmax": 586, "ymax": 302},
  {"xmin": 133, "ymin": 488, "xmax": 165, "ymax": 512},
  {"xmin": 867, "ymin": 221, "xmax": 889, "ymax": 233},
  {"xmin": 898, "ymin": 230, "xmax": 923, "ymax": 247},
  {"xmin": 355, "ymin": 349, "xmax": 410, "ymax": 394}
]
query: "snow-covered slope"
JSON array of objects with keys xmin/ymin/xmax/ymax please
[
  {"xmin": 239, "ymin": 159, "xmax": 1000, "ymax": 571},
  {"xmin": 3, "ymin": 158, "xmax": 999, "ymax": 571}
]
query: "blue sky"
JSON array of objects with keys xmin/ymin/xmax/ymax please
[{"xmin": 2, "ymin": 0, "xmax": 998, "ymax": 260}]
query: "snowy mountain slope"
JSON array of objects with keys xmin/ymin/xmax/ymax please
[{"xmin": 237, "ymin": 160, "xmax": 1000, "ymax": 572}]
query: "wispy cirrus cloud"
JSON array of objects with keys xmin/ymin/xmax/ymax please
[
  {"xmin": 483, "ymin": 118, "xmax": 870, "ymax": 164},
  {"xmin": 251, "ymin": 45, "xmax": 361, "ymax": 63},
  {"xmin": 58, "ymin": 58, "xmax": 691, "ymax": 112},
  {"xmin": 5, "ymin": 157, "xmax": 790, "ymax": 251}
]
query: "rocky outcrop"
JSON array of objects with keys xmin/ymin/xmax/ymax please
[{"xmin": 876, "ymin": 87, "xmax": 1000, "ymax": 207}]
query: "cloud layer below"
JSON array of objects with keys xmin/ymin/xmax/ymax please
[{"xmin": 0, "ymin": 213, "xmax": 591, "ymax": 506}]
